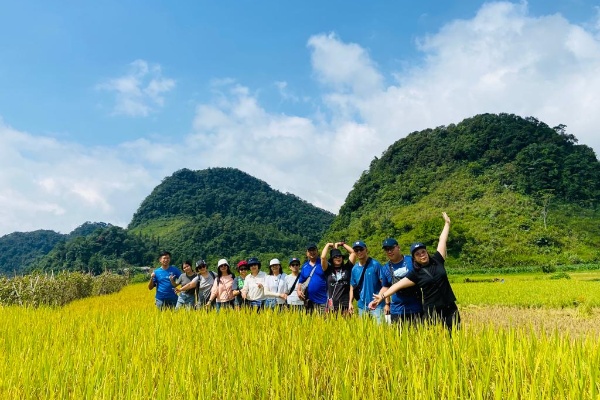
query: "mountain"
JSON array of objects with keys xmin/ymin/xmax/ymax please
[
  {"xmin": 325, "ymin": 113, "xmax": 600, "ymax": 268},
  {"xmin": 127, "ymin": 167, "xmax": 335, "ymax": 266},
  {"xmin": 0, "ymin": 230, "xmax": 64, "ymax": 275}
]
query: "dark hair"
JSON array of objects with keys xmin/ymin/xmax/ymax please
[
  {"xmin": 158, "ymin": 251, "xmax": 172, "ymax": 259},
  {"xmin": 183, "ymin": 260, "xmax": 193, "ymax": 268},
  {"xmin": 217, "ymin": 265, "xmax": 234, "ymax": 284},
  {"xmin": 268, "ymin": 263, "xmax": 282, "ymax": 275}
]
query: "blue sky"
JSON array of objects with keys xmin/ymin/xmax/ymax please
[{"xmin": 1, "ymin": 0, "xmax": 600, "ymax": 236}]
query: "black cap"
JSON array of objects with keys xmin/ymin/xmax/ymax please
[
  {"xmin": 195, "ymin": 260, "xmax": 207, "ymax": 268},
  {"xmin": 306, "ymin": 243, "xmax": 318, "ymax": 250}
]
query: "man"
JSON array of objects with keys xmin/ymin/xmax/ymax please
[
  {"xmin": 379, "ymin": 238, "xmax": 423, "ymax": 324},
  {"xmin": 148, "ymin": 251, "xmax": 182, "ymax": 310},
  {"xmin": 297, "ymin": 243, "xmax": 327, "ymax": 313},
  {"xmin": 349, "ymin": 240, "xmax": 384, "ymax": 323}
]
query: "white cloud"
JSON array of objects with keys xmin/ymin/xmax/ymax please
[
  {"xmin": 96, "ymin": 60, "xmax": 175, "ymax": 117},
  {"xmin": 3, "ymin": 1, "xmax": 600, "ymax": 237}
]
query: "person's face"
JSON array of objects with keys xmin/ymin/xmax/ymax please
[
  {"xmin": 196, "ymin": 265, "xmax": 207, "ymax": 274},
  {"xmin": 332, "ymin": 255, "xmax": 343, "ymax": 266},
  {"xmin": 270, "ymin": 264, "xmax": 281, "ymax": 273},
  {"xmin": 239, "ymin": 266, "xmax": 249, "ymax": 276},
  {"xmin": 249, "ymin": 264, "xmax": 260, "ymax": 275},
  {"xmin": 183, "ymin": 263, "xmax": 192, "ymax": 273},
  {"xmin": 383, "ymin": 245, "xmax": 401, "ymax": 263},
  {"xmin": 353, "ymin": 247, "xmax": 367, "ymax": 261},
  {"xmin": 219, "ymin": 263, "xmax": 229, "ymax": 272},
  {"xmin": 159, "ymin": 255, "xmax": 171, "ymax": 267},
  {"xmin": 306, "ymin": 247, "xmax": 318, "ymax": 260},
  {"xmin": 289, "ymin": 262, "xmax": 300, "ymax": 272},
  {"xmin": 413, "ymin": 248, "xmax": 429, "ymax": 265}
]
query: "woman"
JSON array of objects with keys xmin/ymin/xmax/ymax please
[
  {"xmin": 284, "ymin": 257, "xmax": 304, "ymax": 310},
  {"xmin": 263, "ymin": 258, "xmax": 287, "ymax": 310},
  {"xmin": 370, "ymin": 212, "xmax": 460, "ymax": 331},
  {"xmin": 321, "ymin": 242, "xmax": 356, "ymax": 315},
  {"xmin": 241, "ymin": 257, "xmax": 266, "ymax": 311},
  {"xmin": 171, "ymin": 260, "xmax": 197, "ymax": 310},
  {"xmin": 232, "ymin": 260, "xmax": 250, "ymax": 309},
  {"xmin": 207, "ymin": 259, "xmax": 235, "ymax": 311},
  {"xmin": 178, "ymin": 260, "xmax": 216, "ymax": 308}
]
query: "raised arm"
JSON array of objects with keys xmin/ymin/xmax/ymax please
[
  {"xmin": 337, "ymin": 242, "xmax": 357, "ymax": 264},
  {"xmin": 321, "ymin": 242, "xmax": 334, "ymax": 271},
  {"xmin": 437, "ymin": 212, "xmax": 451, "ymax": 258}
]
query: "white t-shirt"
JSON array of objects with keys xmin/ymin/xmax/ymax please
[{"xmin": 285, "ymin": 273, "xmax": 303, "ymax": 306}]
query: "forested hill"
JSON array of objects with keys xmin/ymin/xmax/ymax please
[
  {"xmin": 128, "ymin": 167, "xmax": 335, "ymax": 265},
  {"xmin": 326, "ymin": 113, "xmax": 600, "ymax": 268}
]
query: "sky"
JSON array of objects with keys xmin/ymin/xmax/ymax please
[{"xmin": 1, "ymin": 0, "xmax": 600, "ymax": 236}]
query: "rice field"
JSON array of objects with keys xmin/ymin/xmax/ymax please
[{"xmin": 1, "ymin": 272, "xmax": 599, "ymax": 399}]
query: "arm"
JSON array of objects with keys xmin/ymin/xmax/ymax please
[
  {"xmin": 369, "ymin": 277, "xmax": 416, "ymax": 309},
  {"xmin": 437, "ymin": 212, "xmax": 451, "ymax": 259},
  {"xmin": 338, "ymin": 242, "xmax": 357, "ymax": 264},
  {"xmin": 348, "ymin": 285, "xmax": 354, "ymax": 314},
  {"xmin": 207, "ymin": 279, "xmax": 219, "ymax": 303},
  {"xmin": 321, "ymin": 242, "xmax": 333, "ymax": 271},
  {"xmin": 169, "ymin": 273, "xmax": 178, "ymax": 288},
  {"xmin": 148, "ymin": 272, "xmax": 156, "ymax": 290},
  {"xmin": 177, "ymin": 276, "xmax": 198, "ymax": 293}
]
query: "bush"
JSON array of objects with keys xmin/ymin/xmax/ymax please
[
  {"xmin": 541, "ymin": 265, "xmax": 557, "ymax": 274},
  {"xmin": 549, "ymin": 272, "xmax": 571, "ymax": 280}
]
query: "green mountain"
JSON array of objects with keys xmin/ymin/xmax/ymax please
[
  {"xmin": 326, "ymin": 113, "xmax": 600, "ymax": 268},
  {"xmin": 127, "ymin": 167, "xmax": 335, "ymax": 266},
  {"xmin": 0, "ymin": 230, "xmax": 64, "ymax": 275}
]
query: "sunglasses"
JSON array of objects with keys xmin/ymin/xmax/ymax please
[
  {"xmin": 290, "ymin": 263, "xmax": 300, "ymax": 267},
  {"xmin": 239, "ymin": 267, "xmax": 249, "ymax": 271},
  {"xmin": 353, "ymin": 247, "xmax": 365, "ymax": 252},
  {"xmin": 219, "ymin": 264, "xmax": 228, "ymax": 268},
  {"xmin": 383, "ymin": 247, "xmax": 396, "ymax": 252},
  {"xmin": 332, "ymin": 255, "xmax": 342, "ymax": 259}
]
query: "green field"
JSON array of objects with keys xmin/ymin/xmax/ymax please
[{"xmin": 1, "ymin": 272, "xmax": 599, "ymax": 399}]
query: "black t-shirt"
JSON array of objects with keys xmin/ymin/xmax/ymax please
[
  {"xmin": 405, "ymin": 251, "xmax": 456, "ymax": 309},
  {"xmin": 324, "ymin": 261, "xmax": 353, "ymax": 304}
]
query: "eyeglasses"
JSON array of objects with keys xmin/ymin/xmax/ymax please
[
  {"xmin": 353, "ymin": 247, "xmax": 365, "ymax": 252},
  {"xmin": 239, "ymin": 267, "xmax": 249, "ymax": 271},
  {"xmin": 307, "ymin": 248, "xmax": 317, "ymax": 252},
  {"xmin": 290, "ymin": 263, "xmax": 300, "ymax": 267},
  {"xmin": 219, "ymin": 264, "xmax": 228, "ymax": 268},
  {"xmin": 383, "ymin": 246, "xmax": 396, "ymax": 252},
  {"xmin": 196, "ymin": 266, "xmax": 207, "ymax": 270},
  {"xmin": 332, "ymin": 255, "xmax": 342, "ymax": 259}
]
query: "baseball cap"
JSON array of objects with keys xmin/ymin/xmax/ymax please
[
  {"xmin": 410, "ymin": 242, "xmax": 427, "ymax": 256},
  {"xmin": 382, "ymin": 238, "xmax": 398, "ymax": 248},
  {"xmin": 352, "ymin": 240, "xmax": 367, "ymax": 249},
  {"xmin": 306, "ymin": 243, "xmax": 318, "ymax": 250},
  {"xmin": 195, "ymin": 260, "xmax": 207, "ymax": 268},
  {"xmin": 237, "ymin": 260, "xmax": 248, "ymax": 270},
  {"xmin": 329, "ymin": 249, "xmax": 343, "ymax": 258},
  {"xmin": 289, "ymin": 257, "xmax": 300, "ymax": 265}
]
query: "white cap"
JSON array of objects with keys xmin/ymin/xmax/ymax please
[
  {"xmin": 217, "ymin": 258, "xmax": 229, "ymax": 267},
  {"xmin": 269, "ymin": 258, "xmax": 281, "ymax": 266}
]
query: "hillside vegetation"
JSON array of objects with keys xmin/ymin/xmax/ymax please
[
  {"xmin": 326, "ymin": 113, "xmax": 600, "ymax": 268},
  {"xmin": 127, "ymin": 167, "xmax": 335, "ymax": 265}
]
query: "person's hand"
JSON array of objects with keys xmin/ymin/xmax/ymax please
[
  {"xmin": 384, "ymin": 303, "xmax": 391, "ymax": 315},
  {"xmin": 169, "ymin": 273, "xmax": 175, "ymax": 281},
  {"xmin": 348, "ymin": 303, "xmax": 354, "ymax": 314},
  {"xmin": 257, "ymin": 283, "xmax": 263, "ymax": 289},
  {"xmin": 297, "ymin": 288, "xmax": 305, "ymax": 300},
  {"xmin": 442, "ymin": 212, "xmax": 451, "ymax": 224},
  {"xmin": 280, "ymin": 293, "xmax": 288, "ymax": 300}
]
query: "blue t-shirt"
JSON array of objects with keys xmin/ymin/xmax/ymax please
[
  {"xmin": 299, "ymin": 259, "xmax": 327, "ymax": 304},
  {"xmin": 350, "ymin": 258, "xmax": 384, "ymax": 310},
  {"xmin": 153, "ymin": 266, "xmax": 182, "ymax": 301},
  {"xmin": 380, "ymin": 256, "xmax": 423, "ymax": 315}
]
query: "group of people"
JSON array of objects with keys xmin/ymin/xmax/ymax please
[{"xmin": 148, "ymin": 212, "xmax": 460, "ymax": 330}]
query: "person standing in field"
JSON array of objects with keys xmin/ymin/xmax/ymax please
[
  {"xmin": 177, "ymin": 260, "xmax": 216, "ymax": 308},
  {"xmin": 320, "ymin": 242, "xmax": 356, "ymax": 315},
  {"xmin": 297, "ymin": 243, "xmax": 328, "ymax": 313},
  {"xmin": 349, "ymin": 241, "xmax": 385, "ymax": 323},
  {"xmin": 371, "ymin": 212, "xmax": 460, "ymax": 332},
  {"xmin": 232, "ymin": 260, "xmax": 250, "ymax": 309},
  {"xmin": 379, "ymin": 238, "xmax": 423, "ymax": 325},
  {"xmin": 207, "ymin": 259, "xmax": 236, "ymax": 311},
  {"xmin": 242, "ymin": 257, "xmax": 267, "ymax": 311},
  {"xmin": 148, "ymin": 251, "xmax": 181, "ymax": 310},
  {"xmin": 171, "ymin": 260, "xmax": 197, "ymax": 310},
  {"xmin": 263, "ymin": 258, "xmax": 287, "ymax": 310},
  {"xmin": 285, "ymin": 257, "xmax": 304, "ymax": 310}
]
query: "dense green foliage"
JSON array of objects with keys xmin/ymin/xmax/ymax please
[
  {"xmin": 128, "ymin": 167, "xmax": 335, "ymax": 265},
  {"xmin": 326, "ymin": 113, "xmax": 600, "ymax": 268},
  {"xmin": 28, "ymin": 226, "xmax": 159, "ymax": 274},
  {"xmin": 0, "ymin": 230, "xmax": 64, "ymax": 275}
]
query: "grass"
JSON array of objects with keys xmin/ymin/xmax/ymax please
[{"xmin": 1, "ymin": 275, "xmax": 599, "ymax": 399}]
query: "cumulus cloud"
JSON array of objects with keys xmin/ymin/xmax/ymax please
[
  {"xmin": 3, "ymin": 1, "xmax": 600, "ymax": 236},
  {"xmin": 96, "ymin": 60, "xmax": 175, "ymax": 117}
]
